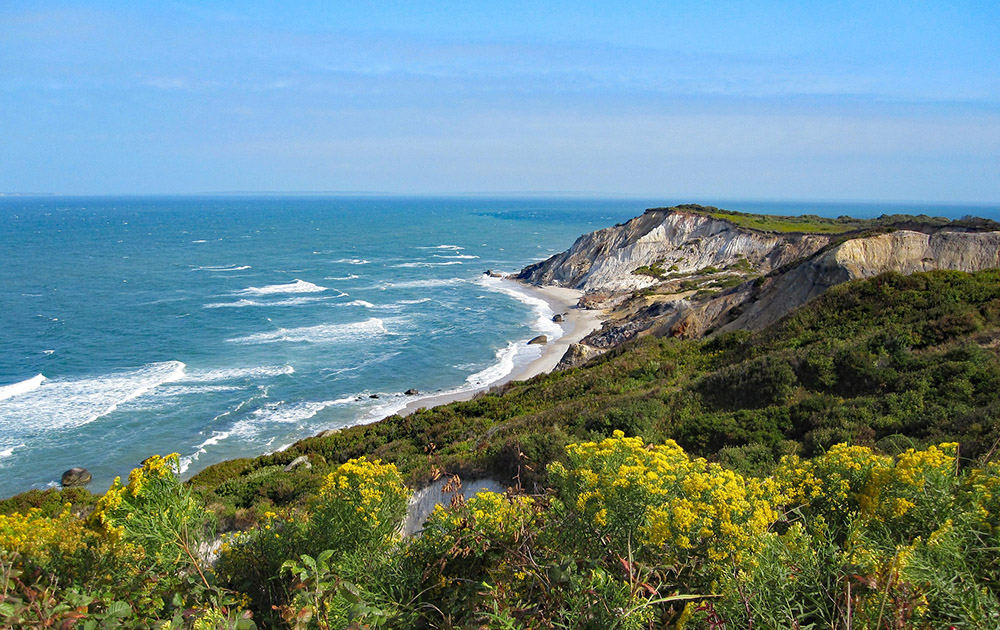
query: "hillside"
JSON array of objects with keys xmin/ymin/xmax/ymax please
[{"xmin": 3, "ymin": 207, "xmax": 1000, "ymax": 628}]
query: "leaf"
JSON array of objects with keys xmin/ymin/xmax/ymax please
[
  {"xmin": 339, "ymin": 581, "xmax": 362, "ymax": 604},
  {"xmin": 106, "ymin": 600, "xmax": 133, "ymax": 618}
]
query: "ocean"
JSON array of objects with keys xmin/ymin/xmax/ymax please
[{"xmin": 1, "ymin": 196, "xmax": 997, "ymax": 497}]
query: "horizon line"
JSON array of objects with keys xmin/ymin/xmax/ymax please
[{"xmin": 1, "ymin": 191, "xmax": 999, "ymax": 207}]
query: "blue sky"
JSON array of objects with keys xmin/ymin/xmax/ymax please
[{"xmin": 1, "ymin": 1, "xmax": 998, "ymax": 201}]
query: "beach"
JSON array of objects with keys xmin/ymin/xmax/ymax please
[{"xmin": 393, "ymin": 279, "xmax": 604, "ymax": 417}]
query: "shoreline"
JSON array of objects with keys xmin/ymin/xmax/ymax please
[{"xmin": 392, "ymin": 278, "xmax": 604, "ymax": 418}]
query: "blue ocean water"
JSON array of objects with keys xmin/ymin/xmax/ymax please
[
  {"xmin": 0, "ymin": 196, "xmax": 651, "ymax": 496},
  {"xmin": 1, "ymin": 196, "xmax": 997, "ymax": 497}
]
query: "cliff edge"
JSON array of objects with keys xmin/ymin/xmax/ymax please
[{"xmin": 519, "ymin": 205, "xmax": 1000, "ymax": 360}]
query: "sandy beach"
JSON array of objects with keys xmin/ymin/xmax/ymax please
[{"xmin": 394, "ymin": 279, "xmax": 604, "ymax": 417}]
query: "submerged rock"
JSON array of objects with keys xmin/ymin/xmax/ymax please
[
  {"xmin": 404, "ymin": 388, "xmax": 419, "ymax": 396},
  {"xmin": 61, "ymin": 467, "xmax": 92, "ymax": 487}
]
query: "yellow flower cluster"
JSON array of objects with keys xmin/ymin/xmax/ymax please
[
  {"xmin": 550, "ymin": 431, "xmax": 778, "ymax": 565},
  {"xmin": 964, "ymin": 461, "xmax": 1000, "ymax": 534},
  {"xmin": 0, "ymin": 506, "xmax": 93, "ymax": 561},
  {"xmin": 421, "ymin": 491, "xmax": 537, "ymax": 552},
  {"xmin": 92, "ymin": 453, "xmax": 183, "ymax": 535},
  {"xmin": 775, "ymin": 442, "xmax": 957, "ymax": 527},
  {"xmin": 316, "ymin": 456, "xmax": 408, "ymax": 530}
]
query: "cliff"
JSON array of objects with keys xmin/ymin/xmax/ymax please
[
  {"xmin": 517, "ymin": 208, "xmax": 831, "ymax": 291},
  {"xmin": 518, "ymin": 205, "xmax": 1000, "ymax": 355}
]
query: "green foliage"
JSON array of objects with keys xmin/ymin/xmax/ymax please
[
  {"xmin": 215, "ymin": 457, "xmax": 410, "ymax": 627},
  {"xmin": 0, "ymin": 486, "xmax": 97, "ymax": 517},
  {"xmin": 632, "ymin": 262, "xmax": 666, "ymax": 279},
  {"xmin": 653, "ymin": 203, "xmax": 1000, "ymax": 234},
  {"xmin": 6, "ymin": 268, "xmax": 1000, "ymax": 628}
]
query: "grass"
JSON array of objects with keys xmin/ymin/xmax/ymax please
[{"xmin": 650, "ymin": 203, "xmax": 1000, "ymax": 235}]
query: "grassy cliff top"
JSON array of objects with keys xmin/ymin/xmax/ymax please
[{"xmin": 648, "ymin": 203, "xmax": 1000, "ymax": 234}]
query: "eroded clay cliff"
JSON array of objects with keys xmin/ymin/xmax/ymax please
[{"xmin": 519, "ymin": 207, "xmax": 1000, "ymax": 363}]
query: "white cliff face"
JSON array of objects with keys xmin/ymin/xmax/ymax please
[
  {"xmin": 519, "ymin": 207, "xmax": 1000, "ymax": 348},
  {"xmin": 725, "ymin": 229, "xmax": 1000, "ymax": 333},
  {"xmin": 519, "ymin": 210, "xmax": 831, "ymax": 292}
]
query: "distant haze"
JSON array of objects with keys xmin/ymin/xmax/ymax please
[{"xmin": 1, "ymin": 1, "xmax": 998, "ymax": 202}]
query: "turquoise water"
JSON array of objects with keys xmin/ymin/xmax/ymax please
[
  {"xmin": 1, "ymin": 196, "xmax": 997, "ymax": 497},
  {"xmin": 0, "ymin": 196, "xmax": 649, "ymax": 496}
]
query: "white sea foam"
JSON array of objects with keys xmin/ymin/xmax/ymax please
[
  {"xmin": 43, "ymin": 350, "xmax": 55, "ymax": 355},
  {"xmin": 418, "ymin": 245, "xmax": 464, "ymax": 250},
  {"xmin": 332, "ymin": 258, "xmax": 370, "ymax": 265},
  {"xmin": 382, "ymin": 278, "xmax": 467, "ymax": 290},
  {"xmin": 476, "ymin": 276, "xmax": 563, "ymax": 339},
  {"xmin": 227, "ymin": 318, "xmax": 391, "ymax": 345},
  {"xmin": 325, "ymin": 274, "xmax": 359, "ymax": 280},
  {"xmin": 0, "ymin": 374, "xmax": 46, "ymax": 401},
  {"xmin": 465, "ymin": 342, "xmax": 521, "ymax": 387},
  {"xmin": 0, "ymin": 443, "xmax": 25, "ymax": 459},
  {"xmin": 204, "ymin": 295, "xmax": 339, "ymax": 308},
  {"xmin": 178, "ymin": 430, "xmax": 234, "ymax": 473},
  {"xmin": 188, "ymin": 365, "xmax": 295, "ymax": 382},
  {"xmin": 0, "ymin": 361, "xmax": 186, "ymax": 435},
  {"xmin": 397, "ymin": 298, "xmax": 432, "ymax": 305},
  {"xmin": 192, "ymin": 264, "xmax": 252, "ymax": 272},
  {"xmin": 433, "ymin": 254, "xmax": 480, "ymax": 259},
  {"xmin": 236, "ymin": 279, "xmax": 329, "ymax": 296},
  {"xmin": 191, "ymin": 239, "xmax": 208, "ymax": 243},
  {"xmin": 355, "ymin": 341, "xmax": 532, "ymax": 423},
  {"xmin": 230, "ymin": 397, "xmax": 358, "ymax": 438},
  {"xmin": 394, "ymin": 261, "xmax": 463, "ymax": 268},
  {"xmin": 343, "ymin": 300, "xmax": 375, "ymax": 308}
]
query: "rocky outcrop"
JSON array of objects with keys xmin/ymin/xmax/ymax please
[
  {"xmin": 520, "ymin": 206, "xmax": 1000, "ymax": 349},
  {"xmin": 283, "ymin": 455, "xmax": 312, "ymax": 472},
  {"xmin": 518, "ymin": 208, "xmax": 831, "ymax": 292},
  {"xmin": 402, "ymin": 476, "xmax": 507, "ymax": 536},
  {"xmin": 61, "ymin": 467, "xmax": 92, "ymax": 487},
  {"xmin": 528, "ymin": 335, "xmax": 548, "ymax": 345},
  {"xmin": 556, "ymin": 343, "xmax": 605, "ymax": 370}
]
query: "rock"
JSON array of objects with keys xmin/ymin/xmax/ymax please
[
  {"xmin": 484, "ymin": 269, "xmax": 503, "ymax": 278},
  {"xmin": 404, "ymin": 388, "xmax": 419, "ymax": 396},
  {"xmin": 319, "ymin": 428, "xmax": 341, "ymax": 438},
  {"xmin": 61, "ymin": 467, "xmax": 92, "ymax": 487},
  {"xmin": 552, "ymin": 313, "xmax": 565, "ymax": 323},
  {"xmin": 516, "ymin": 207, "xmax": 831, "ymax": 292},
  {"xmin": 284, "ymin": 455, "xmax": 312, "ymax": 472},
  {"xmin": 528, "ymin": 335, "xmax": 547, "ymax": 345},
  {"xmin": 556, "ymin": 343, "xmax": 604, "ymax": 370},
  {"xmin": 369, "ymin": 394, "xmax": 380, "ymax": 399}
]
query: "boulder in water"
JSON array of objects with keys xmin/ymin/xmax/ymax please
[
  {"xmin": 528, "ymin": 335, "xmax": 548, "ymax": 345},
  {"xmin": 405, "ymin": 388, "xmax": 419, "ymax": 396}
]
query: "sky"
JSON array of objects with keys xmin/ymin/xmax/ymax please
[{"xmin": 1, "ymin": 1, "xmax": 998, "ymax": 202}]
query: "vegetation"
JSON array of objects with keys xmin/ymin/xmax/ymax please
[
  {"xmin": 3, "ymin": 268, "xmax": 1000, "ymax": 628},
  {"xmin": 654, "ymin": 203, "xmax": 1000, "ymax": 234},
  {"xmin": 631, "ymin": 263, "xmax": 666, "ymax": 279}
]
